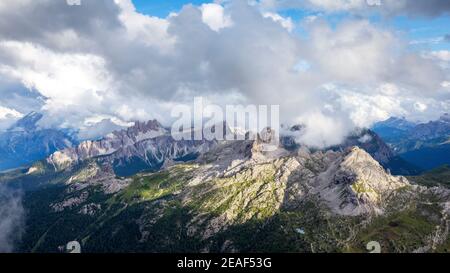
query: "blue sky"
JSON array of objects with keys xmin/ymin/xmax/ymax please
[
  {"xmin": 393, "ymin": 16, "xmax": 450, "ymax": 51},
  {"xmin": 132, "ymin": 0, "xmax": 450, "ymax": 51},
  {"xmin": 132, "ymin": 0, "xmax": 211, "ymax": 17}
]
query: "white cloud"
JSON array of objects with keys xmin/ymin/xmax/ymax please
[
  {"xmin": 0, "ymin": 106, "xmax": 22, "ymax": 120},
  {"xmin": 263, "ymin": 12, "xmax": 294, "ymax": 32},
  {"xmin": 304, "ymin": 19, "xmax": 446, "ymax": 93},
  {"xmin": 78, "ymin": 116, "xmax": 132, "ymax": 140},
  {"xmin": 307, "ymin": 0, "xmax": 367, "ymax": 12},
  {"xmin": 296, "ymin": 111, "xmax": 350, "ymax": 148},
  {"xmin": 0, "ymin": 106, "xmax": 23, "ymax": 130},
  {"xmin": 115, "ymin": 0, "xmax": 174, "ymax": 50},
  {"xmin": 414, "ymin": 102, "xmax": 427, "ymax": 112},
  {"xmin": 338, "ymin": 91, "xmax": 405, "ymax": 128},
  {"xmin": 200, "ymin": 3, "xmax": 233, "ymax": 31},
  {"xmin": 429, "ymin": 50, "xmax": 450, "ymax": 62},
  {"xmin": 305, "ymin": 20, "xmax": 398, "ymax": 84},
  {"xmin": 377, "ymin": 83, "xmax": 399, "ymax": 96},
  {"xmin": 0, "ymin": 41, "xmax": 111, "ymax": 107}
]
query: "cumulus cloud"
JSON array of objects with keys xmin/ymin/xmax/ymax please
[
  {"xmin": 295, "ymin": 111, "xmax": 353, "ymax": 148},
  {"xmin": 0, "ymin": 0, "xmax": 448, "ymax": 147},
  {"xmin": 0, "ymin": 184, "xmax": 24, "ymax": 253},
  {"xmin": 200, "ymin": 3, "xmax": 233, "ymax": 31},
  {"xmin": 303, "ymin": 19, "xmax": 445, "ymax": 93}
]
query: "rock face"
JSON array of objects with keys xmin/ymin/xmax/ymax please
[
  {"xmin": 45, "ymin": 123, "xmax": 412, "ymax": 218},
  {"xmin": 0, "ymin": 112, "xmax": 76, "ymax": 171},
  {"xmin": 65, "ymin": 161, "xmax": 131, "ymax": 194},
  {"xmin": 408, "ymin": 114, "xmax": 450, "ymax": 143},
  {"xmin": 338, "ymin": 129, "xmax": 394, "ymax": 164},
  {"xmin": 5, "ymin": 131, "xmax": 450, "ymax": 253},
  {"xmin": 179, "ymin": 142, "xmax": 412, "ymax": 243},
  {"xmin": 281, "ymin": 125, "xmax": 415, "ymax": 175},
  {"xmin": 5, "ymin": 118, "xmax": 450, "ymax": 253},
  {"xmin": 47, "ymin": 120, "xmax": 217, "ymax": 176},
  {"xmin": 373, "ymin": 117, "xmax": 416, "ymax": 132},
  {"xmin": 313, "ymin": 147, "xmax": 409, "ymax": 216},
  {"xmin": 184, "ymin": 144, "xmax": 301, "ymax": 238},
  {"xmin": 48, "ymin": 120, "xmax": 166, "ymax": 169}
]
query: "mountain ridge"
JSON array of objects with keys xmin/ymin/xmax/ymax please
[
  {"xmin": 8, "ymin": 138, "xmax": 450, "ymax": 253},
  {"xmin": 0, "ymin": 112, "xmax": 76, "ymax": 171},
  {"xmin": 373, "ymin": 114, "xmax": 450, "ymax": 171}
]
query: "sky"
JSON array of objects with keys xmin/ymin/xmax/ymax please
[
  {"xmin": 133, "ymin": 0, "xmax": 211, "ymax": 17},
  {"xmin": 133, "ymin": 0, "xmax": 450, "ymax": 50},
  {"xmin": 0, "ymin": 0, "xmax": 449, "ymax": 147}
]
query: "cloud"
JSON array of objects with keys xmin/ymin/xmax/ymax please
[
  {"xmin": 77, "ymin": 116, "xmax": 132, "ymax": 140},
  {"xmin": 0, "ymin": 0, "xmax": 122, "ymax": 51},
  {"xmin": 200, "ymin": 3, "xmax": 233, "ymax": 31},
  {"xmin": 0, "ymin": 184, "xmax": 24, "ymax": 253},
  {"xmin": 0, "ymin": 41, "xmax": 112, "ymax": 107},
  {"xmin": 295, "ymin": 111, "xmax": 352, "ymax": 148},
  {"xmin": 0, "ymin": 106, "xmax": 23, "ymax": 131},
  {"xmin": 263, "ymin": 12, "xmax": 294, "ymax": 32},
  {"xmin": 0, "ymin": 106, "xmax": 22, "ymax": 120},
  {"xmin": 115, "ymin": 0, "xmax": 174, "ymax": 50},
  {"xmin": 388, "ymin": 0, "xmax": 450, "ymax": 17},
  {"xmin": 0, "ymin": 0, "xmax": 448, "ymax": 147},
  {"xmin": 428, "ymin": 50, "xmax": 450, "ymax": 62},
  {"xmin": 258, "ymin": 0, "xmax": 450, "ymax": 17}
]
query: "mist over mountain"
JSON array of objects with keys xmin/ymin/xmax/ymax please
[
  {"xmin": 0, "ymin": 184, "xmax": 24, "ymax": 253},
  {"xmin": 1, "ymin": 119, "xmax": 449, "ymax": 253},
  {"xmin": 0, "ymin": 112, "xmax": 448, "ymax": 253},
  {"xmin": 0, "ymin": 112, "xmax": 77, "ymax": 171},
  {"xmin": 38, "ymin": 115, "xmax": 411, "ymax": 178}
]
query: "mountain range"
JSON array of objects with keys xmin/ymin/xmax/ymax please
[
  {"xmin": 373, "ymin": 114, "xmax": 450, "ymax": 171},
  {"xmin": 47, "ymin": 119, "xmax": 217, "ymax": 177},
  {"xmin": 1, "ymin": 114, "xmax": 450, "ymax": 253},
  {"xmin": 3, "ymin": 111, "xmax": 443, "ymax": 176}
]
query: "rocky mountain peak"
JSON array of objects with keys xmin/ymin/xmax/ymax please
[
  {"xmin": 46, "ymin": 118, "xmax": 217, "ymax": 175},
  {"xmin": 0, "ymin": 111, "xmax": 76, "ymax": 171},
  {"xmin": 8, "ymin": 111, "xmax": 43, "ymax": 132},
  {"xmin": 375, "ymin": 116, "xmax": 416, "ymax": 130},
  {"xmin": 130, "ymin": 119, "xmax": 163, "ymax": 133},
  {"xmin": 338, "ymin": 129, "xmax": 394, "ymax": 164},
  {"xmin": 315, "ymin": 146, "xmax": 409, "ymax": 216},
  {"xmin": 48, "ymin": 118, "xmax": 168, "ymax": 170}
]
